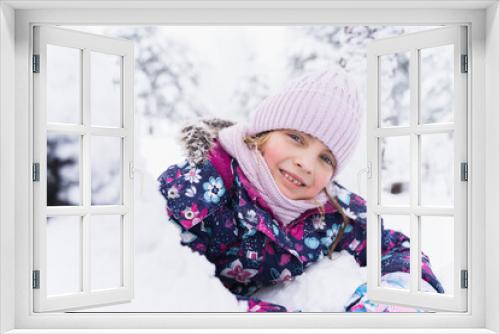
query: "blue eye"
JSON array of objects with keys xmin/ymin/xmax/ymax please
[
  {"xmin": 322, "ymin": 155, "xmax": 334, "ymax": 166},
  {"xmin": 288, "ymin": 133, "xmax": 303, "ymax": 143},
  {"xmin": 289, "ymin": 133, "xmax": 333, "ymax": 166}
]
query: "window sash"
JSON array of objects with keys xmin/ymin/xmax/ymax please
[
  {"xmin": 32, "ymin": 25, "xmax": 135, "ymax": 312},
  {"xmin": 366, "ymin": 25, "xmax": 468, "ymax": 312}
]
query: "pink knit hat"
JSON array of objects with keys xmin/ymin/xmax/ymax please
[{"xmin": 247, "ymin": 69, "xmax": 362, "ymax": 177}]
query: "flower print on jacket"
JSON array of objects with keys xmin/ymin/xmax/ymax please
[
  {"xmin": 185, "ymin": 185, "xmax": 197, "ymax": 198},
  {"xmin": 184, "ymin": 166, "xmax": 202, "ymax": 184},
  {"xmin": 320, "ymin": 224, "xmax": 340, "ymax": 249},
  {"xmin": 246, "ymin": 297, "xmax": 288, "ymax": 312},
  {"xmin": 203, "ymin": 176, "xmax": 226, "ymax": 204},
  {"xmin": 344, "ymin": 207, "xmax": 358, "ymax": 220},
  {"xmin": 287, "ymin": 223, "xmax": 304, "ymax": 240},
  {"xmin": 237, "ymin": 210, "xmax": 257, "ymax": 238},
  {"xmin": 336, "ymin": 187, "xmax": 352, "ymax": 206},
  {"xmin": 304, "ymin": 237, "xmax": 321, "ymax": 250},
  {"xmin": 270, "ymin": 267, "xmax": 293, "ymax": 284},
  {"xmin": 244, "ymin": 209, "xmax": 258, "ymax": 223},
  {"xmin": 179, "ymin": 203, "xmax": 209, "ymax": 229},
  {"xmin": 166, "ymin": 186, "xmax": 180, "ymax": 199},
  {"xmin": 221, "ymin": 259, "xmax": 258, "ymax": 283},
  {"xmin": 312, "ymin": 214, "xmax": 326, "ymax": 230}
]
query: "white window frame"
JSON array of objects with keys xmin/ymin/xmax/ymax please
[{"xmin": 0, "ymin": 1, "xmax": 499, "ymax": 333}]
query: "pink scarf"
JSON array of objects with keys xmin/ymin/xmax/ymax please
[{"xmin": 217, "ymin": 123, "xmax": 336, "ymax": 226}]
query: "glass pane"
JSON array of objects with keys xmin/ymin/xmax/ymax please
[
  {"xmin": 47, "ymin": 216, "xmax": 81, "ymax": 295},
  {"xmin": 420, "ymin": 216, "xmax": 453, "ymax": 295},
  {"xmin": 379, "ymin": 52, "xmax": 410, "ymax": 127},
  {"xmin": 47, "ymin": 133, "xmax": 81, "ymax": 206},
  {"xmin": 380, "ymin": 215, "xmax": 410, "ymax": 290},
  {"xmin": 91, "ymin": 136, "xmax": 122, "ymax": 205},
  {"xmin": 380, "ymin": 136, "xmax": 410, "ymax": 206},
  {"xmin": 90, "ymin": 215, "xmax": 122, "ymax": 290},
  {"xmin": 420, "ymin": 45, "xmax": 454, "ymax": 124},
  {"xmin": 47, "ymin": 44, "xmax": 81, "ymax": 124},
  {"xmin": 91, "ymin": 52, "xmax": 122, "ymax": 127},
  {"xmin": 420, "ymin": 133, "xmax": 454, "ymax": 207}
]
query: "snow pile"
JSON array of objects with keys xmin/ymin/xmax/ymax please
[{"xmin": 253, "ymin": 251, "xmax": 366, "ymax": 312}]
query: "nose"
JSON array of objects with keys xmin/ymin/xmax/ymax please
[{"xmin": 294, "ymin": 155, "xmax": 314, "ymax": 174}]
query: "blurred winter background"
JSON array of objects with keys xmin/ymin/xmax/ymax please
[{"xmin": 44, "ymin": 25, "xmax": 456, "ymax": 312}]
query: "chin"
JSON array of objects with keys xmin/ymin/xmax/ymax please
[
  {"xmin": 282, "ymin": 188, "xmax": 307, "ymax": 200},
  {"xmin": 277, "ymin": 185, "xmax": 297, "ymax": 200}
]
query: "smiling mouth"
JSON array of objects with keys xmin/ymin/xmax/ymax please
[{"xmin": 279, "ymin": 169, "xmax": 306, "ymax": 187}]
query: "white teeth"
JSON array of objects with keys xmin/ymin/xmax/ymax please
[{"xmin": 281, "ymin": 170, "xmax": 304, "ymax": 186}]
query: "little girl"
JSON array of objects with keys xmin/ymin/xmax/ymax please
[{"xmin": 157, "ymin": 70, "xmax": 444, "ymax": 312}]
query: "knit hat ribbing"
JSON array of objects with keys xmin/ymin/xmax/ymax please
[{"xmin": 247, "ymin": 70, "xmax": 361, "ymax": 178}]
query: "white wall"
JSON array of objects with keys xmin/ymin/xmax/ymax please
[
  {"xmin": 0, "ymin": 2, "xmax": 16, "ymax": 334},
  {"xmin": 485, "ymin": 2, "xmax": 500, "ymax": 333}
]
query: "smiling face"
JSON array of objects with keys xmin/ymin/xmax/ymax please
[{"xmin": 258, "ymin": 129, "xmax": 336, "ymax": 200}]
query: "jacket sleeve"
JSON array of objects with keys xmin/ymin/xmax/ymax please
[
  {"xmin": 344, "ymin": 272, "xmax": 438, "ymax": 312},
  {"xmin": 333, "ymin": 188, "xmax": 445, "ymax": 294},
  {"xmin": 157, "ymin": 159, "xmax": 230, "ymax": 256},
  {"xmin": 379, "ymin": 218, "xmax": 445, "ymax": 293}
]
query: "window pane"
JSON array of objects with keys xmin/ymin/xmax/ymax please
[
  {"xmin": 420, "ymin": 216, "xmax": 453, "ymax": 295},
  {"xmin": 91, "ymin": 215, "xmax": 122, "ymax": 290},
  {"xmin": 91, "ymin": 136, "xmax": 122, "ymax": 205},
  {"xmin": 47, "ymin": 133, "xmax": 81, "ymax": 206},
  {"xmin": 379, "ymin": 52, "xmax": 410, "ymax": 127},
  {"xmin": 380, "ymin": 215, "xmax": 410, "ymax": 290},
  {"xmin": 420, "ymin": 132, "xmax": 454, "ymax": 207},
  {"xmin": 380, "ymin": 136, "xmax": 410, "ymax": 206},
  {"xmin": 47, "ymin": 216, "xmax": 82, "ymax": 295},
  {"xmin": 47, "ymin": 44, "xmax": 81, "ymax": 124},
  {"xmin": 91, "ymin": 52, "xmax": 122, "ymax": 127},
  {"xmin": 420, "ymin": 45, "xmax": 454, "ymax": 124}
]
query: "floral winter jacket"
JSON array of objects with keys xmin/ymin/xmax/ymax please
[{"xmin": 157, "ymin": 139, "xmax": 444, "ymax": 312}]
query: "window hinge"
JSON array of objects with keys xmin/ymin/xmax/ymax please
[
  {"xmin": 461, "ymin": 54, "xmax": 468, "ymax": 73},
  {"xmin": 32, "ymin": 270, "xmax": 40, "ymax": 289},
  {"xmin": 32, "ymin": 163, "xmax": 40, "ymax": 182},
  {"xmin": 32, "ymin": 54, "xmax": 40, "ymax": 73},
  {"xmin": 366, "ymin": 161, "xmax": 372, "ymax": 179},
  {"xmin": 461, "ymin": 162, "xmax": 468, "ymax": 182},
  {"xmin": 461, "ymin": 269, "xmax": 468, "ymax": 289}
]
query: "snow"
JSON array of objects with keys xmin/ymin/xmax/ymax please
[{"xmin": 253, "ymin": 251, "xmax": 367, "ymax": 312}]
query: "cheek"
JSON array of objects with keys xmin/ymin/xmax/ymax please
[
  {"xmin": 313, "ymin": 169, "xmax": 333, "ymax": 189},
  {"xmin": 262, "ymin": 148, "xmax": 281, "ymax": 169}
]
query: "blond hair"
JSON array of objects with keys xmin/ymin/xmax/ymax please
[{"xmin": 243, "ymin": 131, "xmax": 351, "ymax": 260}]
